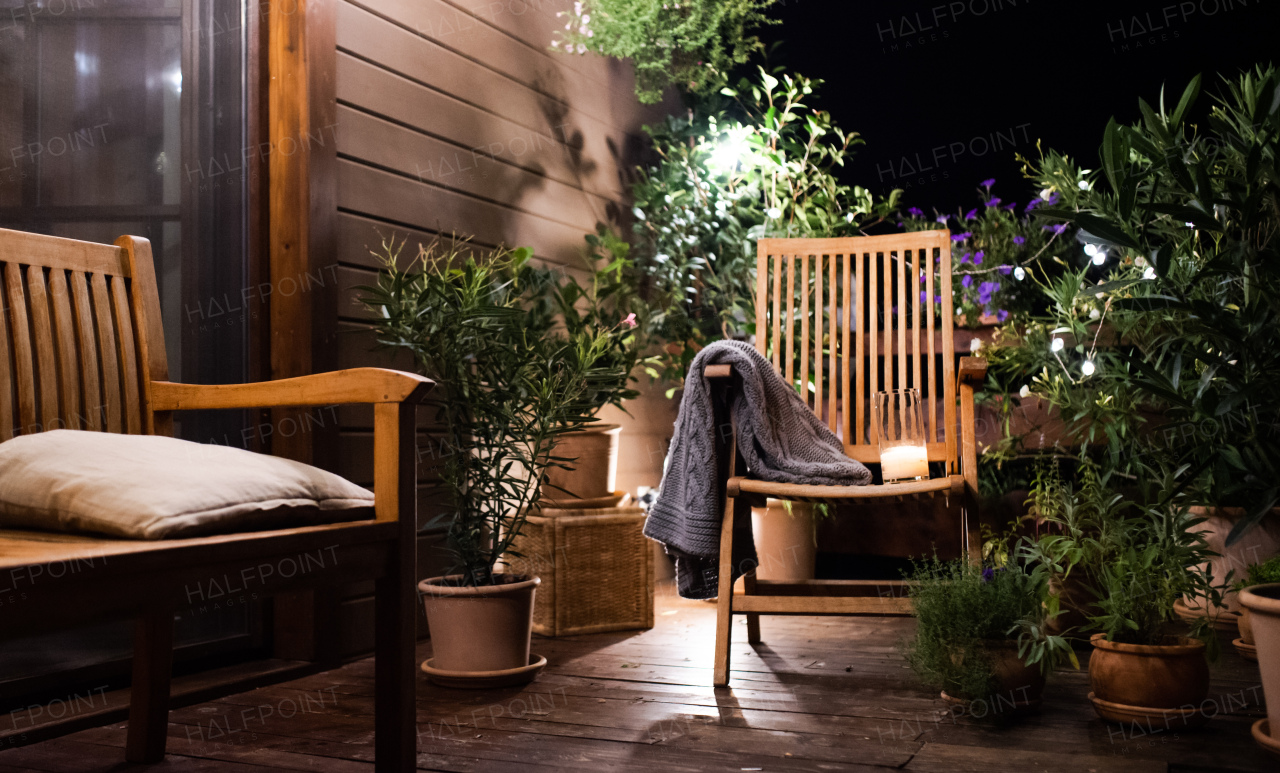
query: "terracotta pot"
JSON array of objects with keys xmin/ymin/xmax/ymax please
[
  {"xmin": 1185, "ymin": 506, "xmax": 1280, "ymax": 616},
  {"xmin": 1241, "ymin": 606, "xmax": 1255, "ymax": 645},
  {"xmin": 544, "ymin": 424, "xmax": 621, "ymax": 500},
  {"xmin": 941, "ymin": 640, "xmax": 1046, "ymax": 717},
  {"xmin": 419, "ymin": 574, "xmax": 540, "ymax": 673},
  {"xmin": 751, "ymin": 499, "xmax": 816, "ymax": 582},
  {"xmin": 1088, "ymin": 633, "xmax": 1209, "ymax": 711},
  {"xmin": 1240, "ymin": 584, "xmax": 1280, "ymax": 743}
]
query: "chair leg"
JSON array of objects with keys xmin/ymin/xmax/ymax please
[
  {"xmin": 713, "ymin": 496, "xmax": 739, "ymax": 687},
  {"xmin": 374, "ymin": 567, "xmax": 417, "ymax": 772},
  {"xmin": 742, "ymin": 569, "xmax": 761, "ymax": 644},
  {"xmin": 125, "ymin": 610, "xmax": 173, "ymax": 763},
  {"xmin": 964, "ymin": 501, "xmax": 983, "ymax": 564}
]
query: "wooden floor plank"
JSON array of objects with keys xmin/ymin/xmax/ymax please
[{"xmin": 0, "ymin": 587, "xmax": 1271, "ymax": 772}]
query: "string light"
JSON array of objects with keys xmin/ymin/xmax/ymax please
[
  {"xmin": 1081, "ymin": 359, "xmax": 1096, "ymax": 376},
  {"xmin": 1051, "ymin": 338, "xmax": 1065, "ymax": 353},
  {"xmin": 1014, "ymin": 267, "xmax": 1026, "ymax": 281}
]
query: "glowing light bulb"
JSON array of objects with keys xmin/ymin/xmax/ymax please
[
  {"xmin": 1081, "ymin": 360, "xmax": 1096, "ymax": 376},
  {"xmin": 1051, "ymin": 338, "xmax": 1065, "ymax": 353},
  {"xmin": 1084, "ymin": 244, "xmax": 1098, "ymax": 257},
  {"xmin": 1091, "ymin": 251, "xmax": 1107, "ymax": 266},
  {"xmin": 1013, "ymin": 267, "xmax": 1026, "ymax": 281}
]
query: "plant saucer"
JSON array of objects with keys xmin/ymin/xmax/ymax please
[
  {"xmin": 421, "ymin": 654, "xmax": 547, "ymax": 689},
  {"xmin": 1087, "ymin": 692, "xmax": 1210, "ymax": 729},
  {"xmin": 1252, "ymin": 719, "xmax": 1280, "ymax": 758},
  {"xmin": 1233, "ymin": 637, "xmax": 1258, "ymax": 662}
]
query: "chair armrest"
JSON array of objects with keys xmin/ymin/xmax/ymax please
[
  {"xmin": 151, "ymin": 368, "xmax": 434, "ymax": 411},
  {"xmin": 957, "ymin": 356, "xmax": 987, "ymax": 389},
  {"xmin": 704, "ymin": 364, "xmax": 734, "ymax": 379}
]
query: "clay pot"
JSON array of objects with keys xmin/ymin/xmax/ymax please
[
  {"xmin": 1185, "ymin": 506, "xmax": 1280, "ymax": 616},
  {"xmin": 419, "ymin": 574, "xmax": 540, "ymax": 674},
  {"xmin": 1088, "ymin": 634, "xmax": 1209, "ymax": 715},
  {"xmin": 544, "ymin": 424, "xmax": 621, "ymax": 500},
  {"xmin": 941, "ymin": 640, "xmax": 1046, "ymax": 718},
  {"xmin": 1240, "ymin": 584, "xmax": 1280, "ymax": 748},
  {"xmin": 1241, "ymin": 606, "xmax": 1255, "ymax": 645},
  {"xmin": 751, "ymin": 499, "xmax": 816, "ymax": 582}
]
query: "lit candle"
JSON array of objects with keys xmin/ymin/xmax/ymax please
[{"xmin": 880, "ymin": 444, "xmax": 928, "ymax": 482}]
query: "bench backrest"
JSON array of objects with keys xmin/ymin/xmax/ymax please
[
  {"xmin": 0, "ymin": 228, "xmax": 166, "ymax": 439},
  {"xmin": 755, "ymin": 231, "xmax": 958, "ymax": 471}
]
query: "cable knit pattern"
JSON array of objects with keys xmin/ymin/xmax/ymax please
[{"xmin": 644, "ymin": 340, "xmax": 871, "ymax": 598}]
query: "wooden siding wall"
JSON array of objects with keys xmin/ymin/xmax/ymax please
[{"xmin": 326, "ymin": 0, "xmax": 673, "ymax": 653}]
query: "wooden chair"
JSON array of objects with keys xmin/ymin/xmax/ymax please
[
  {"xmin": 710, "ymin": 231, "xmax": 987, "ymax": 687},
  {"xmin": 0, "ymin": 227, "xmax": 428, "ymax": 771}
]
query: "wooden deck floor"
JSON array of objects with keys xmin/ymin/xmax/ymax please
[{"xmin": 0, "ymin": 584, "xmax": 1274, "ymax": 772}]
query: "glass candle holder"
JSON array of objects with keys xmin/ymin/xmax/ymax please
[{"xmin": 873, "ymin": 389, "xmax": 929, "ymax": 482}]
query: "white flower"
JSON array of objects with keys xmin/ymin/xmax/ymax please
[
  {"xmin": 664, "ymin": 194, "xmax": 674, "ymax": 204},
  {"xmin": 1143, "ymin": 266, "xmax": 1157, "ymax": 280},
  {"xmin": 970, "ymin": 338, "xmax": 982, "ymax": 353},
  {"xmin": 573, "ymin": 1, "xmax": 583, "ymax": 13},
  {"xmin": 1018, "ymin": 385, "xmax": 1030, "ymax": 399},
  {"xmin": 845, "ymin": 212, "xmax": 854, "ymax": 223},
  {"xmin": 765, "ymin": 207, "xmax": 782, "ymax": 219},
  {"xmin": 581, "ymin": 13, "xmax": 590, "ymax": 23},
  {"xmin": 1089, "ymin": 308, "xmax": 1101, "ymax": 320},
  {"xmin": 632, "ymin": 206, "xmax": 645, "ymax": 220},
  {"xmin": 1135, "ymin": 255, "xmax": 1147, "ymax": 266},
  {"xmin": 579, "ymin": 25, "xmax": 589, "ymax": 34},
  {"xmin": 1039, "ymin": 188, "xmax": 1053, "ymax": 201},
  {"xmin": 587, "ymin": 29, "xmax": 594, "ymax": 37},
  {"xmin": 1078, "ymin": 180, "xmax": 1090, "ymax": 190},
  {"xmin": 655, "ymin": 253, "xmax": 670, "ymax": 263},
  {"xmin": 550, "ymin": 39, "xmax": 560, "ymax": 49},
  {"xmin": 576, "ymin": 43, "xmax": 586, "ymax": 54}
]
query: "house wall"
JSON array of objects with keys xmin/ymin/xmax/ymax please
[{"xmin": 325, "ymin": 0, "xmax": 675, "ymax": 653}]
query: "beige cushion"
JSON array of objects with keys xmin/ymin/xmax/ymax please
[{"xmin": 0, "ymin": 430, "xmax": 374, "ymax": 540}]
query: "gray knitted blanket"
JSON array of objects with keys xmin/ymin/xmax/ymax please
[{"xmin": 643, "ymin": 340, "xmax": 871, "ymax": 599}]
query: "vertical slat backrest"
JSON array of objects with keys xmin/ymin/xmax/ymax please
[
  {"xmin": 756, "ymin": 232, "xmax": 956, "ymax": 469},
  {"xmin": 0, "ymin": 228, "xmax": 168, "ymax": 440}
]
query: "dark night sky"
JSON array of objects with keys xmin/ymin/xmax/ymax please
[{"xmin": 752, "ymin": 0, "xmax": 1280, "ymax": 215}]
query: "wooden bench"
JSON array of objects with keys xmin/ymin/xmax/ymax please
[{"xmin": 0, "ymin": 228, "xmax": 428, "ymax": 771}]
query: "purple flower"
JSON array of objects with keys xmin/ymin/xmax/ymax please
[
  {"xmin": 1047, "ymin": 191, "xmax": 1061, "ymax": 205},
  {"xmin": 919, "ymin": 290, "xmax": 928, "ymax": 303},
  {"xmin": 986, "ymin": 198, "xmax": 1001, "ymax": 207},
  {"xmin": 961, "ymin": 275, "xmax": 973, "ymax": 288},
  {"xmin": 951, "ymin": 232, "xmax": 972, "ymax": 242},
  {"xmin": 1024, "ymin": 199, "xmax": 1040, "ymax": 213},
  {"xmin": 977, "ymin": 281, "xmax": 1000, "ymax": 306},
  {"xmin": 907, "ymin": 206, "xmax": 924, "ymax": 217},
  {"xmin": 981, "ymin": 567, "xmax": 995, "ymax": 582},
  {"xmin": 998, "ymin": 265, "xmax": 1013, "ymax": 275},
  {"xmin": 920, "ymin": 273, "xmax": 928, "ymax": 283},
  {"xmin": 981, "ymin": 178, "xmax": 996, "ymax": 188},
  {"xmin": 959, "ymin": 252, "xmax": 970, "ymax": 264},
  {"xmin": 1042, "ymin": 223, "xmax": 1068, "ymax": 235},
  {"xmin": 1013, "ymin": 235, "xmax": 1026, "ymax": 245},
  {"xmin": 934, "ymin": 294, "xmax": 943, "ymax": 302},
  {"xmin": 964, "ymin": 208, "xmax": 978, "ymax": 220},
  {"xmin": 1003, "ymin": 201, "xmax": 1018, "ymax": 211},
  {"xmin": 972, "ymin": 251, "xmax": 985, "ymax": 265},
  {"xmin": 997, "ymin": 309, "xmax": 1009, "ymax": 322},
  {"xmin": 936, "ymin": 215, "xmax": 949, "ymax": 224}
]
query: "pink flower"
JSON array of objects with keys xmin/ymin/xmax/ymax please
[{"xmin": 623, "ymin": 313, "xmax": 637, "ymax": 328}]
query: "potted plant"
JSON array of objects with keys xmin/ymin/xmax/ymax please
[
  {"xmin": 904, "ymin": 556, "xmax": 1076, "ymax": 719},
  {"xmin": 1239, "ymin": 582, "xmax": 1280, "ymax": 757},
  {"xmin": 359, "ymin": 239, "xmax": 629, "ymax": 687},
  {"xmin": 1232, "ymin": 556, "xmax": 1280, "ymax": 660},
  {"xmin": 1083, "ymin": 484, "xmax": 1223, "ymax": 728},
  {"xmin": 525, "ymin": 227, "xmax": 648, "ymax": 505}
]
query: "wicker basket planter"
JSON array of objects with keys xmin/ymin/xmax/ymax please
[{"xmin": 506, "ymin": 504, "xmax": 654, "ymax": 637}]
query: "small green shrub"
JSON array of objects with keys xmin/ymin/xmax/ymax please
[{"xmin": 905, "ymin": 558, "xmax": 1074, "ymax": 701}]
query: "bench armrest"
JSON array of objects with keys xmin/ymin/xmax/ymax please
[{"xmin": 150, "ymin": 368, "xmax": 434, "ymax": 411}]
